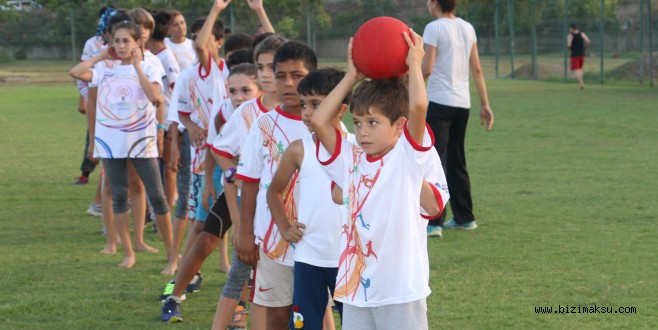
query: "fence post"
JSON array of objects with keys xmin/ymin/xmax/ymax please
[
  {"xmin": 70, "ymin": 8, "xmax": 77, "ymax": 61},
  {"xmin": 495, "ymin": 0, "xmax": 500, "ymax": 78},
  {"xmin": 640, "ymin": 0, "xmax": 644, "ymax": 85},
  {"xmin": 508, "ymin": 0, "xmax": 515, "ymax": 78},
  {"xmin": 599, "ymin": 0, "xmax": 604, "ymax": 85},
  {"xmin": 564, "ymin": 0, "xmax": 568, "ymax": 82},
  {"xmin": 649, "ymin": 0, "xmax": 654, "ymax": 87},
  {"xmin": 306, "ymin": 4, "xmax": 312, "ymax": 49},
  {"xmin": 531, "ymin": 0, "xmax": 537, "ymax": 79}
]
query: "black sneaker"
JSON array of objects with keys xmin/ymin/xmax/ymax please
[{"xmin": 185, "ymin": 273, "xmax": 203, "ymax": 293}]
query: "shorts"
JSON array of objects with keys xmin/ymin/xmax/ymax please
[
  {"xmin": 570, "ymin": 56, "xmax": 584, "ymax": 70},
  {"xmin": 187, "ymin": 167, "xmax": 223, "ymax": 221},
  {"xmin": 342, "ymin": 298, "xmax": 428, "ymax": 330},
  {"xmin": 220, "ymin": 250, "xmax": 253, "ymax": 300},
  {"xmin": 202, "ymin": 192, "xmax": 232, "ymax": 238},
  {"xmin": 289, "ymin": 262, "xmax": 341, "ymax": 330},
  {"xmin": 252, "ymin": 248, "xmax": 294, "ymax": 307},
  {"xmin": 174, "ymin": 130, "xmax": 191, "ymax": 219}
]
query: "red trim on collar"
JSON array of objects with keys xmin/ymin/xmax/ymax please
[
  {"xmin": 275, "ymin": 106, "xmax": 302, "ymax": 121},
  {"xmin": 152, "ymin": 47, "xmax": 167, "ymax": 55},
  {"xmin": 256, "ymin": 95, "xmax": 270, "ymax": 113},
  {"xmin": 198, "ymin": 53, "xmax": 211, "ymax": 80}
]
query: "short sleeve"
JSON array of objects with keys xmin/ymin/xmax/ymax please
[
  {"xmin": 164, "ymin": 53, "xmax": 180, "ymax": 89},
  {"xmin": 89, "ymin": 66, "xmax": 102, "ymax": 88},
  {"xmin": 211, "ymin": 106, "xmax": 246, "ymax": 158},
  {"xmin": 168, "ymin": 75, "xmax": 183, "ymax": 124},
  {"xmin": 235, "ymin": 119, "xmax": 264, "ymax": 182},
  {"xmin": 316, "ymin": 128, "xmax": 351, "ymax": 190},
  {"xmin": 143, "ymin": 62, "xmax": 164, "ymax": 94},
  {"xmin": 420, "ymin": 148, "xmax": 450, "ymax": 219},
  {"xmin": 422, "ymin": 21, "xmax": 438, "ymax": 48}
]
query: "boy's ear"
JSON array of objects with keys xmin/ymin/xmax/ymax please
[
  {"xmin": 394, "ymin": 116, "xmax": 406, "ymax": 137},
  {"xmin": 336, "ymin": 104, "xmax": 348, "ymax": 119}
]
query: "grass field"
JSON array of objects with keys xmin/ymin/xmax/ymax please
[{"xmin": 1, "ymin": 70, "xmax": 657, "ymax": 329}]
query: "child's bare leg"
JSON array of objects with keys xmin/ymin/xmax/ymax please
[
  {"xmin": 172, "ymin": 231, "xmax": 219, "ymax": 297},
  {"xmin": 218, "ymin": 232, "xmax": 230, "ymax": 273},
  {"xmin": 211, "ymin": 296, "xmax": 240, "ymax": 329},
  {"xmin": 94, "ymin": 174, "xmax": 102, "ymax": 205},
  {"xmin": 323, "ymin": 304, "xmax": 336, "ymax": 330},
  {"xmin": 128, "ymin": 164, "xmax": 157, "ymax": 253},
  {"xmin": 115, "ymin": 212, "xmax": 135, "ymax": 268},
  {"xmin": 250, "ymin": 304, "xmax": 266, "ymax": 330},
  {"xmin": 163, "ymin": 137, "xmax": 177, "ymax": 207},
  {"xmin": 180, "ymin": 219, "xmax": 203, "ymax": 259},
  {"xmin": 100, "ymin": 172, "xmax": 117, "ymax": 254},
  {"xmin": 171, "ymin": 216, "xmax": 188, "ymax": 269},
  {"xmin": 155, "ymin": 212, "xmax": 175, "ymax": 275}
]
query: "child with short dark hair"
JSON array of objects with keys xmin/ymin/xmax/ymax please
[
  {"xmin": 235, "ymin": 40, "xmax": 318, "ymax": 330},
  {"xmin": 266, "ymin": 68, "xmax": 349, "ymax": 330},
  {"xmin": 311, "ymin": 30, "xmax": 448, "ymax": 330}
]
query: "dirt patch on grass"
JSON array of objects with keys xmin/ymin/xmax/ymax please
[
  {"xmin": 512, "ymin": 62, "xmax": 564, "ymax": 79},
  {"xmin": 608, "ymin": 52, "xmax": 658, "ymax": 80}
]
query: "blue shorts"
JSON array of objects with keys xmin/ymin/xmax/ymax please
[
  {"xmin": 187, "ymin": 166, "xmax": 223, "ymax": 221},
  {"xmin": 290, "ymin": 262, "xmax": 341, "ymax": 330}
]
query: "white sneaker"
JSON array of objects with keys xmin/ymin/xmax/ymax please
[{"xmin": 86, "ymin": 203, "xmax": 102, "ymax": 217}]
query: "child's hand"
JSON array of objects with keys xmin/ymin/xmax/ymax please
[
  {"xmin": 246, "ymin": 0, "xmax": 263, "ymax": 11},
  {"xmin": 403, "ymin": 28, "xmax": 424, "ymax": 68},
  {"xmin": 346, "ymin": 38, "xmax": 367, "ymax": 82},
  {"xmin": 130, "ymin": 47, "xmax": 143, "ymax": 67},
  {"xmin": 86, "ymin": 143, "xmax": 95, "ymax": 162},
  {"xmin": 282, "ymin": 222, "xmax": 305, "ymax": 243},
  {"xmin": 214, "ymin": 0, "xmax": 231, "ymax": 10},
  {"xmin": 101, "ymin": 46, "xmax": 116, "ymax": 60}
]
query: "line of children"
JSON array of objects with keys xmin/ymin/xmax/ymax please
[{"xmin": 74, "ymin": 2, "xmax": 452, "ymax": 328}]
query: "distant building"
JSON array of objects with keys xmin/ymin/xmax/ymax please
[{"xmin": 0, "ymin": 1, "xmax": 41, "ymax": 11}]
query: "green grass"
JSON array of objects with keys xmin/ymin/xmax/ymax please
[{"xmin": 1, "ymin": 79, "xmax": 657, "ymax": 329}]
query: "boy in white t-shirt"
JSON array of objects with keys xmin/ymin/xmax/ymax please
[
  {"xmin": 235, "ymin": 40, "xmax": 317, "ymax": 330},
  {"xmin": 266, "ymin": 68, "xmax": 349, "ymax": 330},
  {"xmin": 312, "ymin": 31, "xmax": 447, "ymax": 329}
]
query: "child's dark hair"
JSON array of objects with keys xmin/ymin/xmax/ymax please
[
  {"xmin": 434, "ymin": 0, "xmax": 456, "ymax": 13},
  {"xmin": 190, "ymin": 16, "xmax": 224, "ymax": 40},
  {"xmin": 224, "ymin": 33, "xmax": 253, "ymax": 55},
  {"xmin": 129, "ymin": 8, "xmax": 155, "ymax": 32},
  {"xmin": 227, "ymin": 49, "xmax": 254, "ymax": 68},
  {"xmin": 229, "ymin": 63, "xmax": 259, "ymax": 82},
  {"xmin": 151, "ymin": 10, "xmax": 174, "ymax": 41},
  {"xmin": 106, "ymin": 11, "xmax": 129, "ymax": 34},
  {"xmin": 253, "ymin": 34, "xmax": 287, "ymax": 62},
  {"xmin": 98, "ymin": 5, "xmax": 115, "ymax": 18},
  {"xmin": 111, "ymin": 20, "xmax": 142, "ymax": 42},
  {"xmin": 298, "ymin": 68, "xmax": 350, "ymax": 104},
  {"xmin": 350, "ymin": 77, "xmax": 409, "ymax": 124},
  {"xmin": 273, "ymin": 41, "xmax": 317, "ymax": 73},
  {"xmin": 252, "ymin": 32, "xmax": 274, "ymax": 49}
]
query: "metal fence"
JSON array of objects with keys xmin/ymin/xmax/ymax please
[{"xmin": 0, "ymin": 0, "xmax": 656, "ymax": 86}]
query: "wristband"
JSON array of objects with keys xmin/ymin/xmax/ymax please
[
  {"xmin": 157, "ymin": 124, "xmax": 167, "ymax": 131},
  {"xmin": 224, "ymin": 167, "xmax": 237, "ymax": 183}
]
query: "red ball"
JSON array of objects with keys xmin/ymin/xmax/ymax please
[{"xmin": 352, "ymin": 16, "xmax": 411, "ymax": 79}]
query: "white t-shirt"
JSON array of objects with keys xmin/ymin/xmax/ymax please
[
  {"xmin": 423, "ymin": 17, "xmax": 477, "ymax": 109},
  {"xmin": 205, "ymin": 98, "xmax": 235, "ymax": 149},
  {"xmin": 165, "ymin": 37, "xmax": 197, "ymax": 70},
  {"xmin": 317, "ymin": 124, "xmax": 436, "ymax": 307},
  {"xmin": 293, "ymin": 134, "xmax": 343, "ymax": 267},
  {"xmin": 89, "ymin": 62, "xmax": 164, "ymax": 159},
  {"xmin": 210, "ymin": 96, "xmax": 271, "ymax": 159},
  {"xmin": 78, "ymin": 36, "xmax": 112, "ymax": 100},
  {"xmin": 235, "ymin": 107, "xmax": 308, "ymax": 266},
  {"xmin": 177, "ymin": 55, "xmax": 228, "ymax": 174},
  {"xmin": 153, "ymin": 47, "xmax": 181, "ymax": 126}
]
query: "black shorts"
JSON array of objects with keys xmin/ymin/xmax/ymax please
[{"xmin": 202, "ymin": 192, "xmax": 232, "ymax": 238}]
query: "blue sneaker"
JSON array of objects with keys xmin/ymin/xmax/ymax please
[
  {"xmin": 443, "ymin": 219, "xmax": 478, "ymax": 230},
  {"xmin": 427, "ymin": 225, "xmax": 443, "ymax": 238},
  {"xmin": 161, "ymin": 298, "xmax": 183, "ymax": 323}
]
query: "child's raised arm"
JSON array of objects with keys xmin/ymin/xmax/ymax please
[
  {"xmin": 246, "ymin": 0, "xmax": 274, "ymax": 33},
  {"xmin": 403, "ymin": 29, "xmax": 427, "ymax": 145},
  {"xmin": 196, "ymin": 0, "xmax": 231, "ymax": 73},
  {"xmin": 69, "ymin": 48, "xmax": 112, "ymax": 82},
  {"xmin": 310, "ymin": 38, "xmax": 364, "ymax": 155}
]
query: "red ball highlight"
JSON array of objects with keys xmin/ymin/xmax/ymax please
[{"xmin": 352, "ymin": 16, "xmax": 412, "ymax": 79}]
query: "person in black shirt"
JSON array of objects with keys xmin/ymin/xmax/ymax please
[{"xmin": 567, "ymin": 23, "xmax": 591, "ymax": 89}]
